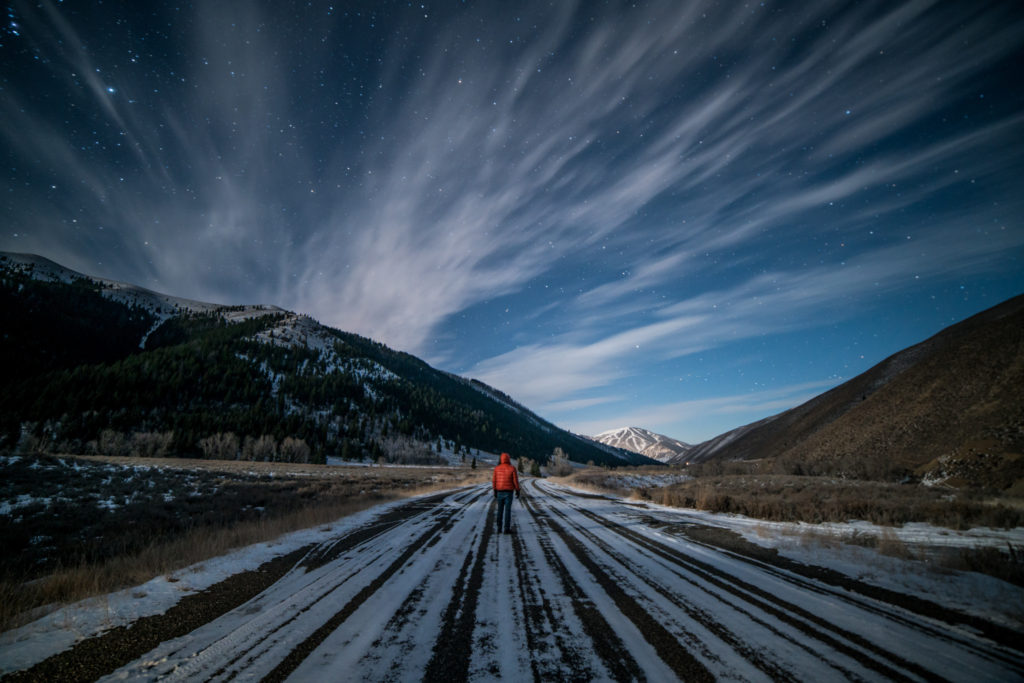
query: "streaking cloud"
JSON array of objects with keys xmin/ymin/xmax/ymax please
[{"xmin": 2, "ymin": 0, "xmax": 1022, "ymax": 441}]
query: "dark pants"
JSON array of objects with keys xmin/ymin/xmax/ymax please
[{"xmin": 495, "ymin": 490, "xmax": 514, "ymax": 532}]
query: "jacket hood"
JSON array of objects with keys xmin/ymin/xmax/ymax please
[{"xmin": 500, "ymin": 452, "xmax": 511, "ymax": 465}]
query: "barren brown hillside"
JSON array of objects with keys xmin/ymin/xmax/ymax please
[{"xmin": 686, "ymin": 294, "xmax": 1024, "ymax": 491}]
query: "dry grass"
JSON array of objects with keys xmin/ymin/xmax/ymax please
[
  {"xmin": 650, "ymin": 474, "xmax": 1024, "ymax": 529},
  {"xmin": 539, "ymin": 460, "xmax": 1017, "ymax": 529},
  {"xmin": 786, "ymin": 524, "xmax": 1024, "ymax": 586},
  {"xmin": 0, "ymin": 496, "xmax": 381, "ymax": 632},
  {"xmin": 64, "ymin": 454, "xmax": 466, "ymax": 478},
  {"xmin": 554, "ymin": 466, "xmax": 690, "ymax": 495},
  {"xmin": 0, "ymin": 455, "xmax": 487, "ymax": 633}
]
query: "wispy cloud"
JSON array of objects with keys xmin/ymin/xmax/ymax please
[
  {"xmin": 299, "ymin": 0, "xmax": 1022, "ymax": 355},
  {"xmin": 468, "ymin": 313, "xmax": 710, "ymax": 407},
  {"xmin": 469, "ymin": 219, "xmax": 1024, "ymax": 410},
  {"xmin": 566, "ymin": 380, "xmax": 838, "ymax": 441},
  {"xmin": 3, "ymin": 0, "xmax": 1022, "ymax": 374}
]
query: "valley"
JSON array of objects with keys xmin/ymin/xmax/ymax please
[
  {"xmin": 2, "ymin": 252, "xmax": 1023, "ymax": 681},
  {"xmin": 2, "ymin": 479, "xmax": 1021, "ymax": 681}
]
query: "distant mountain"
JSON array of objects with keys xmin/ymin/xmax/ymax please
[
  {"xmin": 591, "ymin": 426, "xmax": 691, "ymax": 463},
  {"xmin": 676, "ymin": 294, "xmax": 1024, "ymax": 492},
  {"xmin": 0, "ymin": 252, "xmax": 655, "ymax": 467}
]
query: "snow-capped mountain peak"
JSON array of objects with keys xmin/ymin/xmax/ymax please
[
  {"xmin": 590, "ymin": 426, "xmax": 691, "ymax": 463},
  {"xmin": 0, "ymin": 251, "xmax": 283, "ymax": 347}
]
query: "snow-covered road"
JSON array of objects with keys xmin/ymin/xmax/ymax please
[{"xmin": 12, "ymin": 479, "xmax": 1024, "ymax": 682}]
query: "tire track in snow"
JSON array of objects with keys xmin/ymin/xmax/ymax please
[
  {"xmin": 205, "ymin": 493, "xmax": 465, "ymax": 679},
  {"xmin": 363, "ymin": 492, "xmax": 491, "ymax": 681},
  {"xmin": 112, "ymin": 491, "xmax": 466, "ymax": 682},
  {"xmin": 529, "ymin": 493, "xmax": 717, "ymax": 682},
  {"xmin": 300, "ymin": 490, "xmax": 455, "ymax": 571},
  {"xmin": 540, "ymin": 480, "xmax": 1022, "ymax": 682},
  {"xmin": 497, "ymin": 488, "xmax": 611, "ymax": 682},
  {"xmin": 509, "ymin": 498, "xmax": 598, "ymax": 682},
  {"xmin": 517, "ymin": 491, "xmax": 651, "ymax": 682},
  {"xmin": 205, "ymin": 529, "xmax": 428, "ymax": 680},
  {"xmin": 547, "ymin": 486, "xmax": 931, "ymax": 681},
  {"xmin": 259, "ymin": 503, "xmax": 462, "ymax": 682},
  {"xmin": 535, "ymin": 489, "xmax": 871, "ymax": 681},
  {"xmin": 535, "ymin": 495, "xmax": 802, "ymax": 681},
  {"xmin": 639, "ymin": 511, "xmax": 1024, "ymax": 668},
  {"xmin": 283, "ymin": 487, "xmax": 493, "ymax": 682},
  {"xmin": 2, "ymin": 545, "xmax": 314, "ymax": 683},
  {"xmin": 421, "ymin": 498, "xmax": 495, "ymax": 681},
  {"xmin": 508, "ymin": 517, "xmax": 556, "ymax": 683},
  {"xmin": 569, "ymin": 485, "xmax": 1023, "ymax": 660},
  {"xmin": 462, "ymin": 497, "xmax": 531, "ymax": 682}
]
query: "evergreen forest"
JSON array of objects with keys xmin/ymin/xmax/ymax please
[{"xmin": 0, "ymin": 263, "xmax": 643, "ymax": 467}]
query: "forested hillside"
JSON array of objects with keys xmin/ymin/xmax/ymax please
[{"xmin": 0, "ymin": 254, "xmax": 643, "ymax": 466}]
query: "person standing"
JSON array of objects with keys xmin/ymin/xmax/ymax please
[{"xmin": 492, "ymin": 452, "xmax": 520, "ymax": 534}]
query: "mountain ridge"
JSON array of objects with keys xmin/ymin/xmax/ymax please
[
  {"xmin": 674, "ymin": 293, "xmax": 1024, "ymax": 492},
  {"xmin": 0, "ymin": 251, "xmax": 656, "ymax": 467}
]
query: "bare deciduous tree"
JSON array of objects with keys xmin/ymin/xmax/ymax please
[
  {"xmin": 198, "ymin": 432, "xmax": 239, "ymax": 460},
  {"xmin": 243, "ymin": 434, "xmax": 278, "ymax": 462},
  {"xmin": 281, "ymin": 436, "xmax": 311, "ymax": 463},
  {"xmin": 130, "ymin": 432, "xmax": 173, "ymax": 458},
  {"xmin": 547, "ymin": 448, "xmax": 574, "ymax": 477}
]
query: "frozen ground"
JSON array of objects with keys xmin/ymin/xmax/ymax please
[
  {"xmin": 1, "ymin": 480, "xmax": 1021, "ymax": 681},
  {"xmin": 607, "ymin": 491, "xmax": 1024, "ymax": 633}
]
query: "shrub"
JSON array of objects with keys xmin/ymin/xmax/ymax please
[
  {"xmin": 243, "ymin": 435, "xmax": 277, "ymax": 462},
  {"xmin": 99, "ymin": 430, "xmax": 131, "ymax": 457},
  {"xmin": 547, "ymin": 448, "xmax": 574, "ymax": 477},
  {"xmin": 280, "ymin": 437, "xmax": 311, "ymax": 464},
  {"xmin": 654, "ymin": 475, "xmax": 1024, "ymax": 529},
  {"xmin": 198, "ymin": 432, "xmax": 240, "ymax": 460},
  {"xmin": 373, "ymin": 435, "xmax": 444, "ymax": 465},
  {"xmin": 130, "ymin": 431, "xmax": 173, "ymax": 458}
]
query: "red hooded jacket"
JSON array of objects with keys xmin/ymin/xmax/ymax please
[{"xmin": 492, "ymin": 452, "xmax": 520, "ymax": 492}]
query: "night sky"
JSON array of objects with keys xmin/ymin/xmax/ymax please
[{"xmin": 3, "ymin": 1, "xmax": 1023, "ymax": 442}]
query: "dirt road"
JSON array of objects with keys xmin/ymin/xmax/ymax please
[{"xmin": 8, "ymin": 479, "xmax": 1023, "ymax": 682}]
